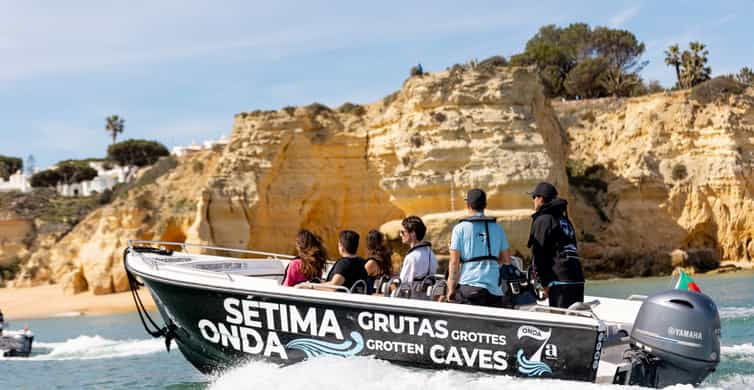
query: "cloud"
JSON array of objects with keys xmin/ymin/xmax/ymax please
[
  {"xmin": 0, "ymin": 1, "xmax": 543, "ymax": 82},
  {"xmin": 608, "ymin": 5, "xmax": 641, "ymax": 28}
]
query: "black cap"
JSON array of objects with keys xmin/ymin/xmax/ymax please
[
  {"xmin": 528, "ymin": 182, "xmax": 558, "ymax": 200},
  {"xmin": 464, "ymin": 188, "xmax": 487, "ymax": 210}
]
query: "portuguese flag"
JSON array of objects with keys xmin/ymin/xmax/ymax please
[{"xmin": 674, "ymin": 270, "xmax": 702, "ymax": 293}]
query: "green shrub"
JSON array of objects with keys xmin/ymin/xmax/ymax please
[
  {"xmin": 409, "ymin": 65, "xmax": 424, "ymax": 77},
  {"xmin": 304, "ymin": 102, "xmax": 332, "ymax": 116},
  {"xmin": 56, "ymin": 161, "xmax": 98, "ymax": 184},
  {"xmin": 477, "ymin": 55, "xmax": 508, "ymax": 70},
  {"xmin": 0, "ymin": 155, "xmax": 22, "ymax": 180},
  {"xmin": 107, "ymin": 139, "xmax": 170, "ymax": 167},
  {"xmin": 690, "ymin": 76, "xmax": 746, "ymax": 104},
  {"xmin": 282, "ymin": 106, "xmax": 297, "ymax": 116},
  {"xmin": 672, "ymin": 163, "xmax": 688, "ymax": 181},
  {"xmin": 337, "ymin": 102, "xmax": 366, "ymax": 116},
  {"xmin": 30, "ymin": 169, "xmax": 63, "ymax": 188},
  {"xmin": 97, "ymin": 188, "xmax": 114, "ymax": 205}
]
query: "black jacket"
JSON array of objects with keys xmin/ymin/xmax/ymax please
[{"xmin": 527, "ymin": 198, "xmax": 585, "ymax": 286}]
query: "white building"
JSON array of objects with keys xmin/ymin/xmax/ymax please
[
  {"xmin": 0, "ymin": 170, "xmax": 32, "ymax": 193},
  {"xmin": 171, "ymin": 135, "xmax": 229, "ymax": 157},
  {"xmin": 56, "ymin": 162, "xmax": 135, "ymax": 197}
]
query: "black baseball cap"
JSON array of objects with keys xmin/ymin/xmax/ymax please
[
  {"xmin": 528, "ymin": 182, "xmax": 558, "ymax": 200},
  {"xmin": 464, "ymin": 188, "xmax": 487, "ymax": 209}
]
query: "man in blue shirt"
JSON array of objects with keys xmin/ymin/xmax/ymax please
[{"xmin": 446, "ymin": 188, "xmax": 512, "ymax": 307}]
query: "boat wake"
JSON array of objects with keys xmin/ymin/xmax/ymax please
[
  {"xmin": 719, "ymin": 306, "xmax": 754, "ymax": 320},
  {"xmin": 207, "ymin": 354, "xmax": 751, "ymax": 390},
  {"xmin": 29, "ymin": 335, "xmax": 164, "ymax": 360},
  {"xmin": 722, "ymin": 343, "xmax": 754, "ymax": 359}
]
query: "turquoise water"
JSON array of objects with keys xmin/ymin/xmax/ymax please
[{"xmin": 1, "ymin": 271, "xmax": 752, "ymax": 389}]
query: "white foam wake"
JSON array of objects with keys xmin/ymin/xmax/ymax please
[
  {"xmin": 30, "ymin": 335, "xmax": 165, "ymax": 360},
  {"xmin": 719, "ymin": 306, "xmax": 754, "ymax": 319},
  {"xmin": 722, "ymin": 343, "xmax": 754, "ymax": 358},
  {"xmin": 209, "ymin": 356, "xmax": 634, "ymax": 390}
]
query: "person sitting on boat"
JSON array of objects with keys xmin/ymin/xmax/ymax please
[
  {"xmin": 365, "ymin": 230, "xmax": 393, "ymax": 294},
  {"xmin": 398, "ymin": 216, "xmax": 438, "ymax": 297},
  {"xmin": 527, "ymin": 182, "xmax": 585, "ymax": 308},
  {"xmin": 283, "ymin": 229, "xmax": 328, "ymax": 287},
  {"xmin": 446, "ymin": 188, "xmax": 512, "ymax": 307},
  {"xmin": 0, "ymin": 309, "xmax": 4, "ymax": 336},
  {"xmin": 303, "ymin": 230, "xmax": 368, "ymax": 293}
]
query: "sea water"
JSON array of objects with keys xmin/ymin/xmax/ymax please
[{"xmin": 1, "ymin": 271, "xmax": 752, "ymax": 389}]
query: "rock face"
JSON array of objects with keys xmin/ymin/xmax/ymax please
[
  {"xmin": 15, "ymin": 66, "xmax": 753, "ymax": 293},
  {"xmin": 11, "ymin": 150, "xmax": 221, "ymax": 294},
  {"xmin": 0, "ymin": 217, "xmax": 33, "ymax": 270},
  {"xmin": 189, "ymin": 66, "xmax": 568, "ymax": 257},
  {"xmin": 557, "ymin": 86, "xmax": 754, "ymax": 275}
]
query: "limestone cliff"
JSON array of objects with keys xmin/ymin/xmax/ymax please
[
  {"xmin": 10, "ymin": 150, "xmax": 221, "ymax": 294},
  {"xmin": 556, "ymin": 86, "xmax": 754, "ymax": 275},
  {"xmin": 13, "ymin": 65, "xmax": 753, "ymax": 294},
  {"xmin": 187, "ymin": 65, "xmax": 567, "ymax": 258}
]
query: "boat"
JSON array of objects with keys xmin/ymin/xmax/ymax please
[
  {"xmin": 0, "ymin": 329, "xmax": 34, "ymax": 357},
  {"xmin": 124, "ymin": 240, "xmax": 721, "ymax": 387}
]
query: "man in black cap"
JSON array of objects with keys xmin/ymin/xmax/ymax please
[
  {"xmin": 527, "ymin": 182, "xmax": 585, "ymax": 308},
  {"xmin": 445, "ymin": 188, "xmax": 512, "ymax": 307}
]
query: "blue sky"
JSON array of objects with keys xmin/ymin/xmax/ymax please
[{"xmin": 1, "ymin": 0, "xmax": 751, "ymax": 169}]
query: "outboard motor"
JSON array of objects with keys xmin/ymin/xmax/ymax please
[{"xmin": 624, "ymin": 289, "xmax": 720, "ymax": 387}]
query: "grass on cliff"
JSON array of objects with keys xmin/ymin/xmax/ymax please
[{"xmin": 0, "ymin": 188, "xmax": 99, "ymax": 225}]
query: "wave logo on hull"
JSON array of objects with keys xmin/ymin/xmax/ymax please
[
  {"xmin": 516, "ymin": 325, "xmax": 553, "ymax": 377},
  {"xmin": 286, "ymin": 331, "xmax": 364, "ymax": 358}
]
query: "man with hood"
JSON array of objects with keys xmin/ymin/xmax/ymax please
[{"xmin": 527, "ymin": 182, "xmax": 585, "ymax": 308}]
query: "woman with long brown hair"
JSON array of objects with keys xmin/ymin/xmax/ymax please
[
  {"xmin": 283, "ymin": 229, "xmax": 328, "ymax": 287},
  {"xmin": 365, "ymin": 229, "xmax": 393, "ymax": 293}
]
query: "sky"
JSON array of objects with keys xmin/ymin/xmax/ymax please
[{"xmin": 1, "ymin": 0, "xmax": 752, "ymax": 169}]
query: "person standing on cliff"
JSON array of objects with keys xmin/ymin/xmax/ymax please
[
  {"xmin": 446, "ymin": 189, "xmax": 512, "ymax": 307},
  {"xmin": 527, "ymin": 182, "xmax": 585, "ymax": 308}
]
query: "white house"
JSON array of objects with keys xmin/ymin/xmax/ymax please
[
  {"xmin": 171, "ymin": 135, "xmax": 229, "ymax": 157},
  {"xmin": 0, "ymin": 170, "xmax": 32, "ymax": 193},
  {"xmin": 56, "ymin": 162, "xmax": 135, "ymax": 197}
]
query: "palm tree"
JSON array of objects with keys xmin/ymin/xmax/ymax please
[
  {"xmin": 105, "ymin": 115, "xmax": 125, "ymax": 145},
  {"xmin": 664, "ymin": 44, "xmax": 682, "ymax": 88},
  {"xmin": 680, "ymin": 41, "xmax": 710, "ymax": 88}
]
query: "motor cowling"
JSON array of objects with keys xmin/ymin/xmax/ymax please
[{"xmin": 628, "ymin": 289, "xmax": 720, "ymax": 387}]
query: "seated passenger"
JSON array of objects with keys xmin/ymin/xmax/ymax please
[
  {"xmin": 283, "ymin": 229, "xmax": 328, "ymax": 287},
  {"xmin": 300, "ymin": 230, "xmax": 368, "ymax": 292},
  {"xmin": 398, "ymin": 216, "xmax": 438, "ymax": 297},
  {"xmin": 365, "ymin": 230, "xmax": 393, "ymax": 294}
]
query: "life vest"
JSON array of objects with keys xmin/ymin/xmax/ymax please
[
  {"xmin": 405, "ymin": 242, "xmax": 433, "ymax": 281},
  {"xmin": 400, "ymin": 242, "xmax": 436, "ymax": 300},
  {"xmin": 458, "ymin": 216, "xmax": 498, "ymax": 263}
]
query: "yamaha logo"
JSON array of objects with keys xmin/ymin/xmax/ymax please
[{"xmin": 668, "ymin": 326, "xmax": 703, "ymax": 340}]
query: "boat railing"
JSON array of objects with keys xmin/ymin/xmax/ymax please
[
  {"xmin": 295, "ymin": 282, "xmax": 352, "ymax": 294},
  {"xmin": 127, "ymin": 240, "xmax": 296, "ymax": 261},
  {"xmin": 526, "ymin": 304, "xmax": 600, "ymax": 320}
]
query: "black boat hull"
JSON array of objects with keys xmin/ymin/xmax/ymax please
[
  {"xmin": 142, "ymin": 276, "xmax": 604, "ymax": 382},
  {"xmin": 1, "ymin": 334, "xmax": 34, "ymax": 358}
]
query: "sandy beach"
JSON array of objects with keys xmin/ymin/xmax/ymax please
[{"xmin": 0, "ymin": 284, "xmax": 155, "ymax": 321}]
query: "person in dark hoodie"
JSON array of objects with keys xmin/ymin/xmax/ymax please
[{"xmin": 527, "ymin": 182, "xmax": 585, "ymax": 308}]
